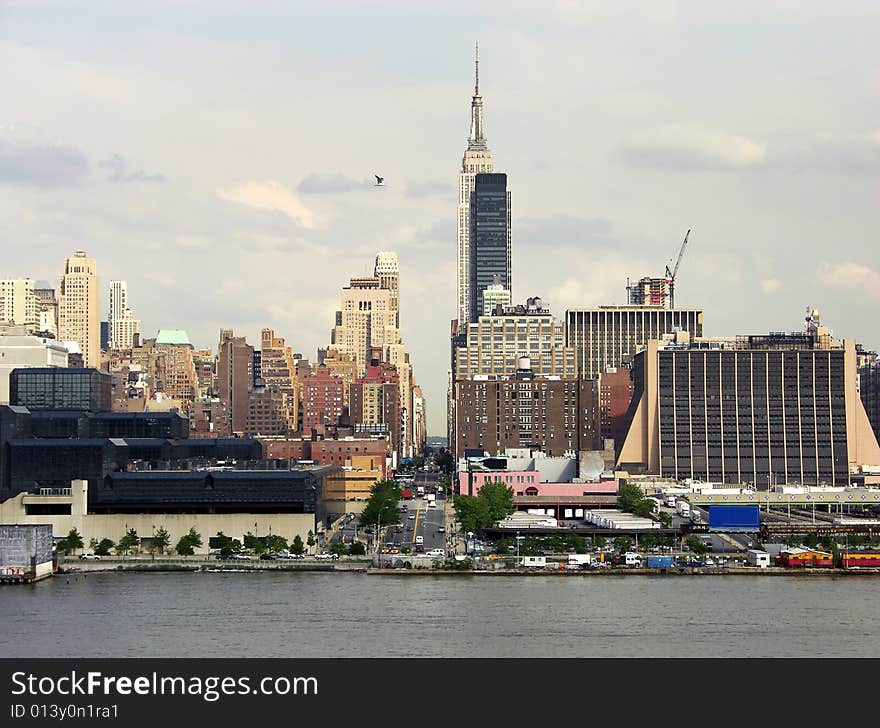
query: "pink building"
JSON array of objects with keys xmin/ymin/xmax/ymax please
[{"xmin": 458, "ymin": 470, "xmax": 618, "ymax": 497}]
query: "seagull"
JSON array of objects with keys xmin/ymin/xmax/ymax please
[{"xmin": 375, "ymin": 175, "xmax": 384, "ymax": 186}]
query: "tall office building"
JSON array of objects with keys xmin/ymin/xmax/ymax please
[
  {"xmin": 457, "ymin": 44, "xmax": 495, "ymax": 327},
  {"xmin": 0, "ymin": 279, "xmax": 38, "ymax": 331},
  {"xmin": 58, "ymin": 251, "xmax": 100, "ymax": 368},
  {"xmin": 259, "ymin": 328, "xmax": 300, "ymax": 432},
  {"xmin": 469, "ymin": 172, "xmax": 511, "ymax": 323},
  {"xmin": 861, "ymin": 360, "xmax": 880, "ymax": 443},
  {"xmin": 217, "ymin": 330, "xmax": 254, "ymax": 435},
  {"xmin": 374, "ymin": 251, "xmax": 400, "ymax": 327},
  {"xmin": 107, "ymin": 280, "xmax": 140, "ymax": 350},
  {"xmin": 565, "ymin": 305, "xmax": 704, "ymax": 380},
  {"xmin": 617, "ymin": 331, "xmax": 880, "ymax": 486}
]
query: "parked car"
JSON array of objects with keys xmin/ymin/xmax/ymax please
[
  {"xmin": 314, "ymin": 553, "xmax": 339, "ymax": 560},
  {"xmin": 415, "ymin": 535, "xmax": 424, "ymax": 544},
  {"xmin": 79, "ymin": 553, "xmax": 101, "ymax": 560},
  {"xmin": 259, "ymin": 553, "xmax": 276, "ymax": 560}
]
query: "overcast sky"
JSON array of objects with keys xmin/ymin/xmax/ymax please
[{"xmin": 1, "ymin": 1, "xmax": 878, "ymax": 435}]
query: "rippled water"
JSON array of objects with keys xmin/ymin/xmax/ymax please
[{"xmin": 3, "ymin": 572, "xmax": 880, "ymax": 657}]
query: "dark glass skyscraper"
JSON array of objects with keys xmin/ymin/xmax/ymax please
[{"xmin": 469, "ymin": 172, "xmax": 511, "ymax": 323}]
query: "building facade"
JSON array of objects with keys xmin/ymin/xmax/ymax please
[
  {"xmin": 0, "ymin": 335, "xmax": 69, "ymax": 404},
  {"xmin": 469, "ymin": 172, "xmax": 511, "ymax": 324},
  {"xmin": 455, "ymin": 361, "xmax": 600, "ymax": 458},
  {"xmin": 565, "ymin": 306, "xmax": 704, "ymax": 379},
  {"xmin": 58, "ymin": 252, "xmax": 100, "ymax": 369},
  {"xmin": 301, "ymin": 365, "xmax": 345, "ymax": 434},
  {"xmin": 455, "ymin": 298, "xmax": 575, "ymax": 379},
  {"xmin": 617, "ymin": 333, "xmax": 880, "ymax": 486},
  {"xmin": 10, "ymin": 368, "xmax": 111, "ymax": 413},
  {"xmin": 217, "ymin": 330, "xmax": 253, "ymax": 435},
  {"xmin": 0, "ymin": 279, "xmax": 38, "ymax": 331}
]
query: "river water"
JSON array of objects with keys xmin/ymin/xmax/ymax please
[{"xmin": 3, "ymin": 572, "xmax": 879, "ymax": 657}]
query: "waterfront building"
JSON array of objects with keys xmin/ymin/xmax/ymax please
[
  {"xmin": 617, "ymin": 329, "xmax": 880, "ymax": 486},
  {"xmin": 58, "ymin": 251, "xmax": 100, "ymax": 369},
  {"xmin": 565, "ymin": 305, "xmax": 704, "ymax": 379}
]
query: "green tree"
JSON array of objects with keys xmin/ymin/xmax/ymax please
[
  {"xmin": 593, "ymin": 535, "xmax": 607, "ymax": 549},
  {"xmin": 94, "ymin": 538, "xmax": 114, "ymax": 556},
  {"xmin": 63, "ymin": 528, "xmax": 84, "ymax": 555},
  {"xmin": 804, "ymin": 532, "xmax": 819, "ymax": 550},
  {"xmin": 359, "ymin": 480, "xmax": 401, "ymax": 532},
  {"xmin": 658, "ymin": 512, "xmax": 673, "ymax": 527},
  {"xmin": 614, "ymin": 535, "xmax": 633, "ymax": 554},
  {"xmin": 617, "ymin": 482, "xmax": 657, "ymax": 517},
  {"xmin": 212, "ymin": 532, "xmax": 235, "ymax": 557},
  {"xmin": 291, "ymin": 535, "xmax": 305, "ymax": 556},
  {"xmin": 186, "ymin": 527, "xmax": 202, "ymax": 549},
  {"xmin": 453, "ymin": 494, "xmax": 491, "ymax": 535},
  {"xmin": 328, "ymin": 541, "xmax": 347, "ymax": 556},
  {"xmin": 175, "ymin": 536, "xmax": 195, "ymax": 556},
  {"xmin": 89, "ymin": 537, "xmax": 99, "ymax": 552},
  {"xmin": 685, "ymin": 535, "xmax": 709, "ymax": 555},
  {"xmin": 264, "ymin": 534, "xmax": 288, "ymax": 553},
  {"xmin": 243, "ymin": 532, "xmax": 264, "ymax": 554},
  {"xmin": 480, "ymin": 480, "xmax": 515, "ymax": 523},
  {"xmin": 306, "ymin": 530, "xmax": 315, "ymax": 552},
  {"xmin": 435, "ymin": 450, "xmax": 455, "ymax": 475},
  {"xmin": 153, "ymin": 527, "xmax": 170, "ymax": 555},
  {"xmin": 348, "ymin": 541, "xmax": 366, "ymax": 556},
  {"xmin": 116, "ymin": 528, "xmax": 140, "ymax": 556}
]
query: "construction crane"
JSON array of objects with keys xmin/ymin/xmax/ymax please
[{"xmin": 664, "ymin": 229, "xmax": 691, "ymax": 309}]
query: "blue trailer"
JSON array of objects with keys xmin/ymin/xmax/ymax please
[
  {"xmin": 647, "ymin": 555, "xmax": 674, "ymax": 568},
  {"xmin": 708, "ymin": 505, "xmax": 760, "ymax": 532}
]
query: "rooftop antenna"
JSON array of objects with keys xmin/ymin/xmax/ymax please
[{"xmin": 475, "ymin": 41, "xmax": 479, "ymax": 95}]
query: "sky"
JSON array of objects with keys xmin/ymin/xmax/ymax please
[{"xmin": 1, "ymin": 0, "xmax": 878, "ymax": 436}]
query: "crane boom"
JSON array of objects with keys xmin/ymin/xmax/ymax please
[
  {"xmin": 665, "ymin": 229, "xmax": 691, "ymax": 309},
  {"xmin": 672, "ymin": 229, "xmax": 690, "ymax": 279}
]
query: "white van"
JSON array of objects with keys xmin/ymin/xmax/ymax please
[
  {"xmin": 624, "ymin": 552, "xmax": 642, "ymax": 567},
  {"xmin": 415, "ymin": 535, "xmax": 424, "ymax": 544}
]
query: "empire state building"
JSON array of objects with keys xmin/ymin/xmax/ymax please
[{"xmin": 457, "ymin": 44, "xmax": 510, "ymax": 326}]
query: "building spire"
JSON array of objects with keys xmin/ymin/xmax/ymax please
[
  {"xmin": 475, "ymin": 41, "xmax": 479, "ymax": 95},
  {"xmin": 467, "ymin": 41, "xmax": 487, "ymax": 150}
]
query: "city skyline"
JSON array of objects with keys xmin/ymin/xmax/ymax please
[{"xmin": 2, "ymin": 2, "xmax": 879, "ymax": 435}]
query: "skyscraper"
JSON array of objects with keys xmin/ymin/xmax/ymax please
[
  {"xmin": 58, "ymin": 251, "xmax": 100, "ymax": 368},
  {"xmin": 457, "ymin": 43, "xmax": 495, "ymax": 327},
  {"xmin": 469, "ymin": 172, "xmax": 511, "ymax": 323},
  {"xmin": 0, "ymin": 279, "xmax": 38, "ymax": 331},
  {"xmin": 108, "ymin": 280, "xmax": 127, "ymax": 346},
  {"xmin": 374, "ymin": 251, "xmax": 400, "ymax": 327}
]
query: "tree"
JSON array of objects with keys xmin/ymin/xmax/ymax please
[
  {"xmin": 658, "ymin": 512, "xmax": 673, "ymax": 527},
  {"xmin": 243, "ymin": 532, "xmax": 264, "ymax": 554},
  {"xmin": 175, "ymin": 536, "xmax": 195, "ymax": 556},
  {"xmin": 116, "ymin": 528, "xmax": 140, "ymax": 556},
  {"xmin": 614, "ymin": 535, "xmax": 633, "ymax": 554},
  {"xmin": 94, "ymin": 538, "xmax": 114, "ymax": 556},
  {"xmin": 453, "ymin": 494, "xmax": 491, "ymax": 535},
  {"xmin": 593, "ymin": 535, "xmax": 607, "ymax": 549},
  {"xmin": 617, "ymin": 482, "xmax": 656, "ymax": 517},
  {"xmin": 411, "ymin": 454, "xmax": 426, "ymax": 470},
  {"xmin": 435, "ymin": 449, "xmax": 455, "ymax": 475},
  {"xmin": 306, "ymin": 530, "xmax": 315, "ymax": 552},
  {"xmin": 804, "ymin": 532, "xmax": 819, "ymax": 550},
  {"xmin": 153, "ymin": 527, "xmax": 170, "ymax": 555},
  {"xmin": 328, "ymin": 541, "xmax": 347, "ymax": 556},
  {"xmin": 57, "ymin": 528, "xmax": 84, "ymax": 555},
  {"xmin": 480, "ymin": 480, "xmax": 515, "ymax": 523},
  {"xmin": 359, "ymin": 480, "xmax": 401, "ymax": 531},
  {"xmin": 89, "ymin": 537, "xmax": 99, "ymax": 552},
  {"xmin": 185, "ymin": 527, "xmax": 202, "ymax": 549},
  {"xmin": 291, "ymin": 535, "xmax": 305, "ymax": 556},
  {"xmin": 212, "ymin": 532, "xmax": 235, "ymax": 557},
  {"xmin": 264, "ymin": 534, "xmax": 288, "ymax": 553},
  {"xmin": 348, "ymin": 541, "xmax": 366, "ymax": 556},
  {"xmin": 685, "ymin": 535, "xmax": 709, "ymax": 555}
]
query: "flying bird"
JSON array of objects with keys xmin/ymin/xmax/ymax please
[{"xmin": 375, "ymin": 175, "xmax": 384, "ymax": 186}]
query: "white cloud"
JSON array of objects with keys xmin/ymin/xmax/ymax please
[
  {"xmin": 818, "ymin": 262, "xmax": 880, "ymax": 300},
  {"xmin": 760, "ymin": 278, "xmax": 781, "ymax": 294},
  {"xmin": 217, "ymin": 181, "xmax": 324, "ymax": 230},
  {"xmin": 619, "ymin": 126, "xmax": 766, "ymax": 169}
]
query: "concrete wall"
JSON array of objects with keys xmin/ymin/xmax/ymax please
[{"xmin": 0, "ymin": 523, "xmax": 53, "ymax": 569}]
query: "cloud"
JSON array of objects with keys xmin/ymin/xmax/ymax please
[
  {"xmin": 515, "ymin": 214, "xmax": 614, "ymax": 248},
  {"xmin": 218, "ymin": 181, "xmax": 323, "ymax": 230},
  {"xmin": 405, "ymin": 179, "xmax": 455, "ymax": 199},
  {"xmin": 0, "ymin": 139, "xmax": 88, "ymax": 185},
  {"xmin": 99, "ymin": 154, "xmax": 166, "ymax": 183},
  {"xmin": 618, "ymin": 126, "xmax": 765, "ymax": 170},
  {"xmin": 760, "ymin": 278, "xmax": 781, "ymax": 294},
  {"xmin": 770, "ymin": 132, "xmax": 880, "ymax": 175},
  {"xmin": 818, "ymin": 261, "xmax": 880, "ymax": 301},
  {"xmin": 296, "ymin": 173, "xmax": 368, "ymax": 194}
]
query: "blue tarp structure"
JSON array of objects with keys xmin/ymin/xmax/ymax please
[{"xmin": 708, "ymin": 505, "xmax": 760, "ymax": 532}]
